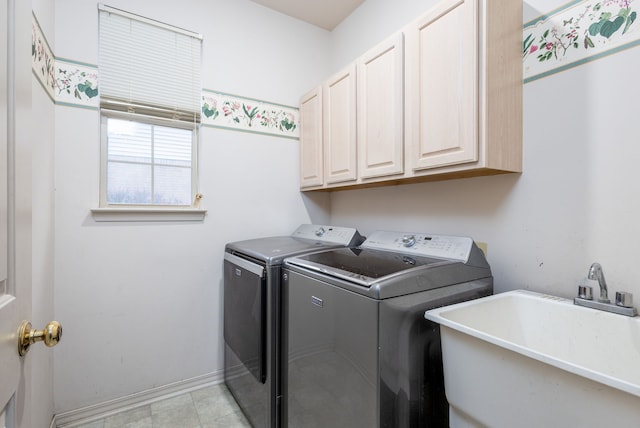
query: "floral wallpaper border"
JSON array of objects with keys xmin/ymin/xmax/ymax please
[
  {"xmin": 524, "ymin": 0, "xmax": 640, "ymax": 83},
  {"xmin": 55, "ymin": 58, "xmax": 100, "ymax": 108},
  {"xmin": 31, "ymin": 13, "xmax": 300, "ymax": 139},
  {"xmin": 201, "ymin": 90, "xmax": 299, "ymax": 139},
  {"xmin": 32, "ymin": 12, "xmax": 56, "ymax": 102},
  {"xmin": 34, "ymin": 2, "xmax": 640, "ymax": 123}
]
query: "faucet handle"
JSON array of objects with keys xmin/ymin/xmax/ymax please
[
  {"xmin": 615, "ymin": 291, "xmax": 634, "ymax": 308},
  {"xmin": 578, "ymin": 285, "xmax": 593, "ymax": 300}
]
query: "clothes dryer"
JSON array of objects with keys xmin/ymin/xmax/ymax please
[{"xmin": 223, "ymin": 224, "xmax": 364, "ymax": 428}]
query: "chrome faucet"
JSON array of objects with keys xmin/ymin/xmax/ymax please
[
  {"xmin": 588, "ymin": 262, "xmax": 609, "ymax": 303},
  {"xmin": 574, "ymin": 262, "xmax": 637, "ymax": 317}
]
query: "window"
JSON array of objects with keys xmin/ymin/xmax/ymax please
[
  {"xmin": 102, "ymin": 115, "xmax": 195, "ymax": 205},
  {"xmin": 98, "ymin": 5, "xmax": 202, "ymax": 208}
]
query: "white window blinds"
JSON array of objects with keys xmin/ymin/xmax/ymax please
[{"xmin": 98, "ymin": 4, "xmax": 202, "ymax": 123}]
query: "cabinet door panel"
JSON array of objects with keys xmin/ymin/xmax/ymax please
[
  {"xmin": 299, "ymin": 87, "xmax": 324, "ymax": 188},
  {"xmin": 324, "ymin": 65, "xmax": 357, "ymax": 184},
  {"xmin": 358, "ymin": 33, "xmax": 404, "ymax": 179},
  {"xmin": 407, "ymin": 0, "xmax": 478, "ymax": 171}
]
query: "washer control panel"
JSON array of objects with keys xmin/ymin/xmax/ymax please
[
  {"xmin": 361, "ymin": 231, "xmax": 473, "ymax": 262},
  {"xmin": 292, "ymin": 224, "xmax": 363, "ymax": 246}
]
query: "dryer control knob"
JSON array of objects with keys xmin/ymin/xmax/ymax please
[
  {"xmin": 402, "ymin": 235, "xmax": 416, "ymax": 247},
  {"xmin": 315, "ymin": 227, "xmax": 326, "ymax": 237}
]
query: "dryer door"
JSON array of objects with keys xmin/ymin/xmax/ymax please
[{"xmin": 224, "ymin": 252, "xmax": 266, "ymax": 383}]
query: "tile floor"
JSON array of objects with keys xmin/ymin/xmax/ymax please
[{"xmin": 74, "ymin": 384, "xmax": 251, "ymax": 428}]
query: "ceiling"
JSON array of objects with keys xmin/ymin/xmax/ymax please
[{"xmin": 249, "ymin": 0, "xmax": 365, "ymax": 31}]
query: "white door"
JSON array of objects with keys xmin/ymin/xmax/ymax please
[{"xmin": 0, "ymin": 0, "xmax": 34, "ymax": 426}]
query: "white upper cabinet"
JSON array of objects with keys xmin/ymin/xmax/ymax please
[
  {"xmin": 299, "ymin": 33, "xmax": 405, "ymax": 190},
  {"xmin": 299, "ymin": 86, "xmax": 324, "ymax": 188},
  {"xmin": 299, "ymin": 0, "xmax": 522, "ymax": 191},
  {"xmin": 324, "ymin": 65, "xmax": 357, "ymax": 184},
  {"xmin": 357, "ymin": 32, "xmax": 404, "ymax": 180},
  {"xmin": 405, "ymin": 0, "xmax": 522, "ymax": 179},
  {"xmin": 405, "ymin": 0, "xmax": 477, "ymax": 171}
]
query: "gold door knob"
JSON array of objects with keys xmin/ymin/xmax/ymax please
[{"xmin": 18, "ymin": 321, "xmax": 62, "ymax": 356}]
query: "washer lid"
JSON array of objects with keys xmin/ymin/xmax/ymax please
[{"xmin": 286, "ymin": 247, "xmax": 454, "ymax": 288}]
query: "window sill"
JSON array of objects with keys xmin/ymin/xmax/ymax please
[{"xmin": 91, "ymin": 208, "xmax": 207, "ymax": 222}]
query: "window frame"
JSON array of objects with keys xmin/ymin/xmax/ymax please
[
  {"xmin": 95, "ymin": 4, "xmax": 204, "ymax": 219},
  {"xmin": 99, "ymin": 110, "xmax": 200, "ymax": 210}
]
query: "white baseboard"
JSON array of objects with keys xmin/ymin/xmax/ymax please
[{"xmin": 53, "ymin": 370, "xmax": 224, "ymax": 427}]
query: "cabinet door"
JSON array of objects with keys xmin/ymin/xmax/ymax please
[
  {"xmin": 299, "ymin": 87, "xmax": 324, "ymax": 188},
  {"xmin": 323, "ymin": 65, "xmax": 357, "ymax": 184},
  {"xmin": 357, "ymin": 32, "xmax": 404, "ymax": 179},
  {"xmin": 406, "ymin": 0, "xmax": 478, "ymax": 171}
]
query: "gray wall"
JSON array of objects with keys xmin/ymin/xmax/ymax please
[
  {"xmin": 329, "ymin": 0, "xmax": 640, "ymax": 301},
  {"xmin": 51, "ymin": 0, "xmax": 332, "ymax": 413},
  {"xmin": 42, "ymin": 0, "xmax": 640, "ymax": 417}
]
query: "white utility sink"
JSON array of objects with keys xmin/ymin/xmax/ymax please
[{"xmin": 425, "ymin": 290, "xmax": 640, "ymax": 427}]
